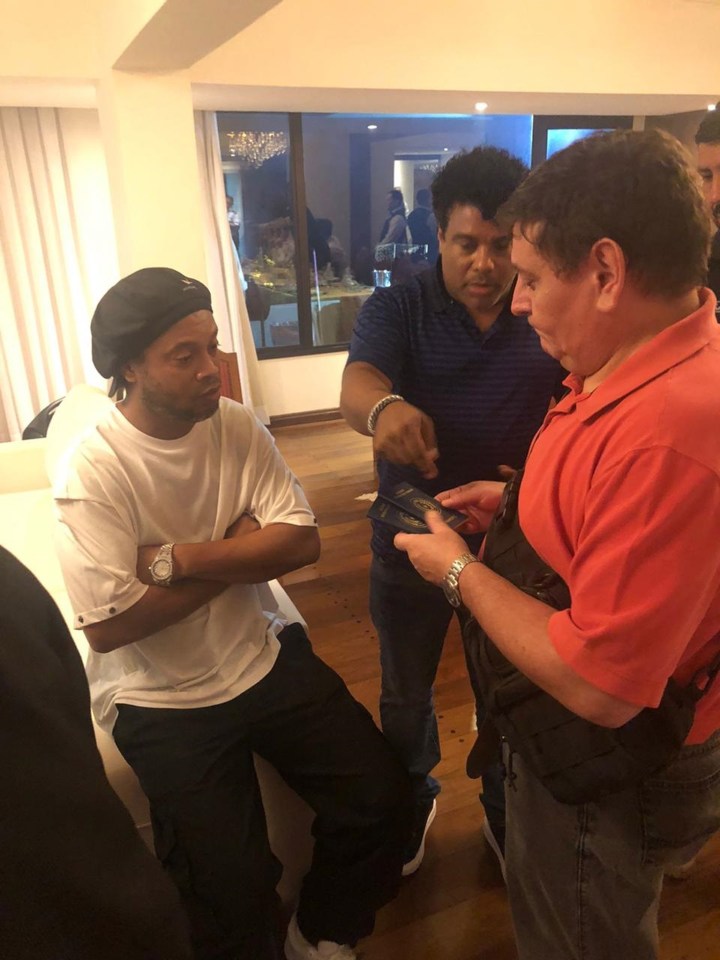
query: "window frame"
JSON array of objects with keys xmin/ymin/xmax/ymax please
[{"xmin": 253, "ymin": 112, "xmax": 352, "ymax": 360}]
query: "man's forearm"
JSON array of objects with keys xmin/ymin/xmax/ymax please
[
  {"xmin": 340, "ymin": 362, "xmax": 393, "ymax": 435},
  {"xmin": 173, "ymin": 523, "xmax": 320, "ymax": 584},
  {"xmin": 84, "ymin": 578, "xmax": 227, "ymax": 653},
  {"xmin": 458, "ymin": 562, "xmax": 641, "ymax": 728}
]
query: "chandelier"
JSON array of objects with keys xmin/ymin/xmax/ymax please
[
  {"xmin": 225, "ymin": 130, "xmax": 288, "ymax": 167},
  {"xmin": 416, "ymin": 159, "xmax": 442, "ymax": 175}
]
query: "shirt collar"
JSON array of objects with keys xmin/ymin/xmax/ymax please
[
  {"xmin": 560, "ymin": 288, "xmax": 718, "ymax": 423},
  {"xmin": 427, "ymin": 258, "xmax": 517, "ymax": 331}
]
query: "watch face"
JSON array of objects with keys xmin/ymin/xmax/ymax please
[{"xmin": 152, "ymin": 558, "xmax": 172, "ymax": 580}]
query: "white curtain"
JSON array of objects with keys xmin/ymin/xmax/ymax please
[
  {"xmin": 194, "ymin": 111, "xmax": 268, "ymax": 423},
  {"xmin": 0, "ymin": 107, "xmax": 115, "ymax": 442},
  {"xmin": 1, "ymin": 109, "xmax": 83, "ymax": 440},
  {"xmin": 0, "ymin": 107, "xmax": 266, "ymax": 441}
]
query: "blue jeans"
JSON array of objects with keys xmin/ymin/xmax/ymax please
[
  {"xmin": 370, "ymin": 554, "xmax": 506, "ymax": 834},
  {"xmin": 505, "ymin": 730, "xmax": 720, "ymax": 959},
  {"xmin": 113, "ymin": 624, "xmax": 412, "ymax": 960}
]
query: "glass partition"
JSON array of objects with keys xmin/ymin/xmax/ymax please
[
  {"xmin": 218, "ymin": 112, "xmax": 300, "ymax": 349},
  {"xmin": 217, "ymin": 111, "xmax": 537, "ymax": 357}
]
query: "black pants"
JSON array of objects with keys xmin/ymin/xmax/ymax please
[{"xmin": 114, "ymin": 624, "xmax": 412, "ymax": 960}]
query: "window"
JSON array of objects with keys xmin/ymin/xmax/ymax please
[
  {"xmin": 530, "ymin": 115, "xmax": 633, "ymax": 167},
  {"xmin": 218, "ymin": 111, "xmax": 534, "ymax": 358}
]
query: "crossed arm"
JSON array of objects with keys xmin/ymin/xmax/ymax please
[{"xmin": 84, "ymin": 517, "xmax": 320, "ymax": 654}]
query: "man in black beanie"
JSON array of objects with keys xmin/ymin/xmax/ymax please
[{"xmin": 54, "ymin": 267, "xmax": 411, "ymax": 960}]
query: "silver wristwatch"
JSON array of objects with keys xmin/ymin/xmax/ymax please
[
  {"xmin": 442, "ymin": 552, "xmax": 479, "ymax": 608},
  {"xmin": 149, "ymin": 543, "xmax": 175, "ymax": 587}
]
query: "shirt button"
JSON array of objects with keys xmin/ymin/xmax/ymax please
[
  {"xmin": 109, "ymin": 607, "xmax": 116, "ymax": 614},
  {"xmin": 78, "ymin": 616, "xmax": 84, "ymax": 624}
]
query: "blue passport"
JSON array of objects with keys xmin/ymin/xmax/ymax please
[{"xmin": 367, "ymin": 482, "xmax": 468, "ymax": 534}]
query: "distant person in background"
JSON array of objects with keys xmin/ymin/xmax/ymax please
[
  {"xmin": 407, "ymin": 188, "xmax": 439, "ymax": 263},
  {"xmin": 306, "ymin": 207, "xmax": 331, "ymax": 272},
  {"xmin": 379, "ymin": 188, "xmax": 410, "ymax": 245},
  {"xmin": 316, "ymin": 218, "xmax": 348, "ymax": 278},
  {"xmin": 0, "ymin": 545, "xmax": 192, "ymax": 960},
  {"xmin": 695, "ymin": 105, "xmax": 720, "ymax": 316},
  {"xmin": 226, "ymin": 194, "xmax": 241, "ymax": 253}
]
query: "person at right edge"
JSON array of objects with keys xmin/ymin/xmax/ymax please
[
  {"xmin": 397, "ymin": 129, "xmax": 720, "ymax": 960},
  {"xmin": 695, "ymin": 105, "xmax": 720, "ymax": 316},
  {"xmin": 340, "ymin": 147, "xmax": 565, "ymax": 876}
]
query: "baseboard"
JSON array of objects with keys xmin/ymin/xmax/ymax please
[{"xmin": 269, "ymin": 408, "xmax": 342, "ymax": 428}]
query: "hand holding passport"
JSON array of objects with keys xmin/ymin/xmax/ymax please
[{"xmin": 367, "ymin": 482, "xmax": 469, "ymax": 534}]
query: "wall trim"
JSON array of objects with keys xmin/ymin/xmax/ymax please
[{"xmin": 269, "ymin": 407, "xmax": 342, "ymax": 429}]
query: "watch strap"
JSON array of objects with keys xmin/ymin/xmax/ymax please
[{"xmin": 443, "ymin": 552, "xmax": 479, "ymax": 606}]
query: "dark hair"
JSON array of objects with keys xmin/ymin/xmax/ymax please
[
  {"xmin": 315, "ymin": 218, "xmax": 333, "ymax": 241},
  {"xmin": 416, "ymin": 188, "xmax": 431, "ymax": 206},
  {"xmin": 388, "ymin": 188, "xmax": 404, "ymax": 206},
  {"xmin": 696, "ymin": 105, "xmax": 720, "ymax": 145},
  {"xmin": 431, "ymin": 146, "xmax": 527, "ymax": 231},
  {"xmin": 110, "ymin": 375, "xmax": 129, "ymax": 399},
  {"xmin": 501, "ymin": 129, "xmax": 709, "ymax": 298}
]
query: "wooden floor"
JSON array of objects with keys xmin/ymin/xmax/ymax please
[{"xmin": 272, "ymin": 419, "xmax": 720, "ymax": 960}]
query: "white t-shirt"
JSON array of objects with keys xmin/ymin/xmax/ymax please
[{"xmin": 53, "ymin": 398, "xmax": 316, "ymax": 732}]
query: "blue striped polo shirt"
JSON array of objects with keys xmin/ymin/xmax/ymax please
[{"xmin": 347, "ymin": 263, "xmax": 566, "ymax": 560}]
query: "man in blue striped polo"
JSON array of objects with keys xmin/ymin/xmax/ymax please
[{"xmin": 340, "ymin": 146, "xmax": 565, "ymax": 876}]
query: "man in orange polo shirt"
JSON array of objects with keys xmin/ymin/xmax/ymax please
[{"xmin": 395, "ymin": 129, "xmax": 720, "ymax": 960}]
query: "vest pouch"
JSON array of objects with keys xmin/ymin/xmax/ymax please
[
  {"xmin": 470, "ymin": 616, "xmax": 696, "ymax": 804},
  {"xmin": 466, "ymin": 468, "xmax": 698, "ymax": 805}
]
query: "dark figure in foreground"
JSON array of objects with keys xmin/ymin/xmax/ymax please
[{"xmin": 0, "ymin": 545, "xmax": 193, "ymax": 960}]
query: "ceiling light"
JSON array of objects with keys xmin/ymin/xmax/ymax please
[
  {"xmin": 443, "ymin": 147, "xmax": 449, "ymax": 152},
  {"xmin": 367, "ymin": 124, "xmax": 378, "ymax": 130},
  {"xmin": 225, "ymin": 131, "xmax": 288, "ymax": 167},
  {"xmin": 474, "ymin": 101, "xmax": 488, "ymax": 113},
  {"xmin": 708, "ymin": 103, "xmax": 717, "ymax": 111}
]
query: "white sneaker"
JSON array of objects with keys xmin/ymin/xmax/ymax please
[
  {"xmin": 284, "ymin": 912, "xmax": 357, "ymax": 960},
  {"xmin": 482, "ymin": 817, "xmax": 507, "ymax": 883},
  {"xmin": 401, "ymin": 797, "xmax": 437, "ymax": 877}
]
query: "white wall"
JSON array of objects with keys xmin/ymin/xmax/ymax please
[{"xmin": 259, "ymin": 351, "xmax": 347, "ymax": 418}]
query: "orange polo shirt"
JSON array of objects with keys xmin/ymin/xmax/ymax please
[{"xmin": 521, "ymin": 290, "xmax": 720, "ymax": 744}]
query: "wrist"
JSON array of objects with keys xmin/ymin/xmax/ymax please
[
  {"xmin": 367, "ymin": 394, "xmax": 404, "ymax": 435},
  {"xmin": 442, "ymin": 552, "xmax": 480, "ymax": 608},
  {"xmin": 170, "ymin": 543, "xmax": 189, "ymax": 580}
]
